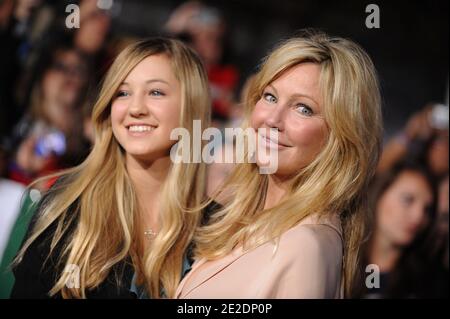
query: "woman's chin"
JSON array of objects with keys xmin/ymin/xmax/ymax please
[{"xmin": 125, "ymin": 148, "xmax": 155, "ymax": 160}]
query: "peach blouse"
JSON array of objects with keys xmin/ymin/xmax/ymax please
[{"xmin": 176, "ymin": 213, "xmax": 344, "ymax": 299}]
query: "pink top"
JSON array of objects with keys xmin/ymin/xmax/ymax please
[{"xmin": 176, "ymin": 213, "xmax": 344, "ymax": 299}]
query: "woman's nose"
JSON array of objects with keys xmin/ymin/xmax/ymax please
[
  {"xmin": 128, "ymin": 94, "xmax": 148, "ymax": 117},
  {"xmin": 264, "ymin": 104, "xmax": 285, "ymax": 131}
]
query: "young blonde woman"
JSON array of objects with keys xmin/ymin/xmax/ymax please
[
  {"xmin": 175, "ymin": 30, "xmax": 383, "ymax": 299},
  {"xmin": 11, "ymin": 37, "xmax": 211, "ymax": 298}
]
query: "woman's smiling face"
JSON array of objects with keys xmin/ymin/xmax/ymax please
[
  {"xmin": 250, "ymin": 62, "xmax": 329, "ymax": 177},
  {"xmin": 111, "ymin": 54, "xmax": 181, "ymax": 161}
]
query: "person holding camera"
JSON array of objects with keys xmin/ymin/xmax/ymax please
[{"xmin": 378, "ymin": 103, "xmax": 449, "ymax": 180}]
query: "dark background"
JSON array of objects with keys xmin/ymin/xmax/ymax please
[{"xmin": 106, "ymin": 0, "xmax": 448, "ymax": 139}]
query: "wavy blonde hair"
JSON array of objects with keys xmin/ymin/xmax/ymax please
[
  {"xmin": 14, "ymin": 38, "xmax": 211, "ymax": 298},
  {"xmin": 194, "ymin": 30, "xmax": 383, "ymax": 298}
]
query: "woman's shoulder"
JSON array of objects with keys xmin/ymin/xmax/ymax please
[
  {"xmin": 251, "ymin": 214, "xmax": 344, "ymax": 298},
  {"xmin": 286, "ymin": 213, "xmax": 342, "ymax": 240},
  {"xmin": 275, "ymin": 213, "xmax": 343, "ymax": 262}
]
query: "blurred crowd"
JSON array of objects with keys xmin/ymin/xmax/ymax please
[
  {"xmin": 0, "ymin": 0, "xmax": 448, "ymax": 298},
  {"xmin": 358, "ymin": 105, "xmax": 449, "ymax": 298}
]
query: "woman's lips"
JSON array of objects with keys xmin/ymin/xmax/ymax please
[
  {"xmin": 125, "ymin": 124, "xmax": 157, "ymax": 136},
  {"xmin": 259, "ymin": 134, "xmax": 291, "ymax": 149}
]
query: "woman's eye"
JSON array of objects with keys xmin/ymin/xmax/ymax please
[
  {"xmin": 263, "ymin": 93, "xmax": 277, "ymax": 103},
  {"xmin": 116, "ymin": 90, "xmax": 129, "ymax": 98},
  {"xmin": 295, "ymin": 104, "xmax": 313, "ymax": 116},
  {"xmin": 400, "ymin": 194, "xmax": 414, "ymax": 206},
  {"xmin": 150, "ymin": 89, "xmax": 165, "ymax": 96}
]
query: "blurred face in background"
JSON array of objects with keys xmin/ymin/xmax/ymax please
[
  {"xmin": 41, "ymin": 49, "xmax": 88, "ymax": 132},
  {"xmin": 111, "ymin": 54, "xmax": 181, "ymax": 162},
  {"xmin": 192, "ymin": 23, "xmax": 224, "ymax": 67},
  {"xmin": 188, "ymin": 8, "xmax": 225, "ymax": 67},
  {"xmin": 250, "ymin": 63, "xmax": 328, "ymax": 177},
  {"xmin": 427, "ymin": 130, "xmax": 449, "ymax": 177},
  {"xmin": 75, "ymin": 0, "xmax": 112, "ymax": 54},
  {"xmin": 13, "ymin": 0, "xmax": 42, "ymax": 21},
  {"xmin": 43, "ymin": 49, "xmax": 88, "ymax": 106},
  {"xmin": 376, "ymin": 170, "xmax": 434, "ymax": 247}
]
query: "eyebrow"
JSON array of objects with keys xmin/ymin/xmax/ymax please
[
  {"xmin": 121, "ymin": 79, "xmax": 170, "ymax": 86},
  {"xmin": 267, "ymin": 84, "xmax": 319, "ymax": 107}
]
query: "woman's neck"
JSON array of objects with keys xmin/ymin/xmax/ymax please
[
  {"xmin": 369, "ymin": 231, "xmax": 402, "ymax": 273},
  {"xmin": 264, "ymin": 174, "xmax": 291, "ymax": 210},
  {"xmin": 126, "ymin": 154, "xmax": 172, "ymax": 233}
]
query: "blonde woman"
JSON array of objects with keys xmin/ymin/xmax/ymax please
[
  {"xmin": 11, "ymin": 38, "xmax": 211, "ymax": 298},
  {"xmin": 176, "ymin": 30, "xmax": 382, "ymax": 299}
]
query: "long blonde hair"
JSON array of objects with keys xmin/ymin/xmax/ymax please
[
  {"xmin": 194, "ymin": 30, "xmax": 383, "ymax": 298},
  {"xmin": 14, "ymin": 38, "xmax": 211, "ymax": 298}
]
